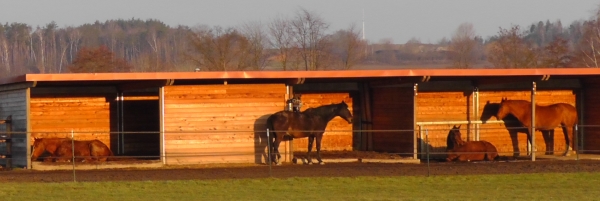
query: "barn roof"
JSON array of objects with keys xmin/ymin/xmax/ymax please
[{"xmin": 1, "ymin": 68, "xmax": 599, "ymax": 90}]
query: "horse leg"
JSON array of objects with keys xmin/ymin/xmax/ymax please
[
  {"xmin": 542, "ymin": 130, "xmax": 554, "ymax": 155},
  {"xmin": 562, "ymin": 124, "xmax": 573, "ymax": 156},
  {"xmin": 316, "ymin": 134, "xmax": 325, "ymax": 165},
  {"xmin": 509, "ymin": 131, "xmax": 520, "ymax": 157},
  {"xmin": 306, "ymin": 136, "xmax": 315, "ymax": 165},
  {"xmin": 272, "ymin": 136, "xmax": 282, "ymax": 165}
]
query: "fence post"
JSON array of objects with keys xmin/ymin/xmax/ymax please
[
  {"xmin": 426, "ymin": 128, "xmax": 430, "ymax": 177},
  {"xmin": 575, "ymin": 124, "xmax": 579, "ymax": 161},
  {"xmin": 266, "ymin": 128, "xmax": 272, "ymax": 177},
  {"xmin": 71, "ymin": 130, "xmax": 76, "ymax": 182}
]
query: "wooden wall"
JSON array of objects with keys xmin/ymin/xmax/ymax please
[
  {"xmin": 29, "ymin": 95, "xmax": 112, "ymax": 148},
  {"xmin": 582, "ymin": 81, "xmax": 600, "ymax": 153},
  {"xmin": 0, "ymin": 89, "xmax": 28, "ymax": 168},
  {"xmin": 478, "ymin": 90, "xmax": 576, "ymax": 156},
  {"xmin": 163, "ymin": 84, "xmax": 286, "ymax": 165},
  {"xmin": 292, "ymin": 93, "xmax": 354, "ymax": 152},
  {"xmin": 370, "ymin": 87, "xmax": 414, "ymax": 154}
]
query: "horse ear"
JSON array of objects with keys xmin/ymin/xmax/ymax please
[{"xmin": 457, "ymin": 125, "xmax": 461, "ymax": 129}]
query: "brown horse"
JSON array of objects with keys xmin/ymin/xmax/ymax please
[
  {"xmin": 267, "ymin": 101, "xmax": 353, "ymax": 165},
  {"xmin": 496, "ymin": 98, "xmax": 578, "ymax": 156},
  {"xmin": 31, "ymin": 138, "xmax": 71, "ymax": 162},
  {"xmin": 446, "ymin": 125, "xmax": 499, "ymax": 162},
  {"xmin": 481, "ymin": 101, "xmax": 530, "ymax": 157},
  {"xmin": 55, "ymin": 140, "xmax": 114, "ymax": 162}
]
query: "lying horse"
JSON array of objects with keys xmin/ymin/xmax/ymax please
[
  {"xmin": 267, "ymin": 101, "xmax": 353, "ymax": 165},
  {"xmin": 496, "ymin": 98, "xmax": 578, "ymax": 156},
  {"xmin": 31, "ymin": 138, "xmax": 71, "ymax": 162},
  {"xmin": 446, "ymin": 125, "xmax": 499, "ymax": 162},
  {"xmin": 55, "ymin": 140, "xmax": 113, "ymax": 162}
]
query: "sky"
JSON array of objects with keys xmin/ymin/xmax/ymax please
[{"xmin": 1, "ymin": 0, "xmax": 598, "ymax": 44}]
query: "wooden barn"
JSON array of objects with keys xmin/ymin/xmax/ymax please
[{"xmin": 0, "ymin": 68, "xmax": 600, "ymax": 169}]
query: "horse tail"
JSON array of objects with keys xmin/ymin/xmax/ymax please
[{"xmin": 266, "ymin": 114, "xmax": 277, "ymax": 143}]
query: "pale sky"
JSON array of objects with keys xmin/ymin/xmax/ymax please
[{"xmin": 1, "ymin": 0, "xmax": 598, "ymax": 43}]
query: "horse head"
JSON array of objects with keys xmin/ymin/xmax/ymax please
[
  {"xmin": 31, "ymin": 138, "xmax": 45, "ymax": 161},
  {"xmin": 446, "ymin": 125, "xmax": 464, "ymax": 150},
  {"xmin": 337, "ymin": 101, "xmax": 353, "ymax": 124},
  {"xmin": 481, "ymin": 101, "xmax": 501, "ymax": 123}
]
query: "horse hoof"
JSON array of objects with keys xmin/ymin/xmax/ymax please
[
  {"xmin": 306, "ymin": 162, "xmax": 313, "ymax": 165},
  {"xmin": 275, "ymin": 162, "xmax": 282, "ymax": 166},
  {"xmin": 319, "ymin": 161, "xmax": 325, "ymax": 165},
  {"xmin": 292, "ymin": 158, "xmax": 298, "ymax": 164}
]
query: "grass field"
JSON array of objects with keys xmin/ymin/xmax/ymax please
[{"xmin": 0, "ymin": 172, "xmax": 599, "ymax": 201}]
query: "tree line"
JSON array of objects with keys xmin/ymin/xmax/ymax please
[{"xmin": 1, "ymin": 7, "xmax": 600, "ymax": 79}]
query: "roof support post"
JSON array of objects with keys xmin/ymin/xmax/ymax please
[
  {"xmin": 413, "ymin": 83, "xmax": 418, "ymax": 160},
  {"xmin": 531, "ymin": 81, "xmax": 537, "ymax": 161}
]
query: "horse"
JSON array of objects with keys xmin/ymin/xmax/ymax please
[
  {"xmin": 446, "ymin": 125, "xmax": 499, "ymax": 162},
  {"xmin": 446, "ymin": 125, "xmax": 465, "ymax": 151},
  {"xmin": 495, "ymin": 98, "xmax": 578, "ymax": 156},
  {"xmin": 481, "ymin": 101, "xmax": 531, "ymax": 157},
  {"xmin": 55, "ymin": 139, "xmax": 114, "ymax": 162},
  {"xmin": 31, "ymin": 138, "xmax": 71, "ymax": 162},
  {"xmin": 266, "ymin": 101, "xmax": 353, "ymax": 165}
]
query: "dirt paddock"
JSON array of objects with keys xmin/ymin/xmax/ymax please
[{"xmin": 2, "ymin": 155, "xmax": 600, "ymax": 183}]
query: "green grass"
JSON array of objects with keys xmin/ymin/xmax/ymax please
[{"xmin": 1, "ymin": 172, "xmax": 599, "ymax": 201}]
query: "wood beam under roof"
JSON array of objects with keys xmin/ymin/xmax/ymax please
[{"xmin": 117, "ymin": 79, "xmax": 174, "ymax": 92}]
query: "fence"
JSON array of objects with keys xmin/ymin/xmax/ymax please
[{"xmin": 3, "ymin": 124, "xmax": 600, "ymax": 181}]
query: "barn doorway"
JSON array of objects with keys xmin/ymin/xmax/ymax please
[{"xmin": 112, "ymin": 90, "xmax": 160, "ymax": 159}]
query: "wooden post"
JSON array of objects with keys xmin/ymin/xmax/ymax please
[
  {"xmin": 413, "ymin": 83, "xmax": 418, "ymax": 159},
  {"xmin": 531, "ymin": 82, "xmax": 536, "ymax": 161}
]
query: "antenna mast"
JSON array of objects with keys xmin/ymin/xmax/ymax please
[{"xmin": 362, "ymin": 9, "xmax": 365, "ymax": 40}]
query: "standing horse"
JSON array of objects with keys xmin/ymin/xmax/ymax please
[
  {"xmin": 267, "ymin": 101, "xmax": 353, "ymax": 165},
  {"xmin": 446, "ymin": 125, "xmax": 499, "ymax": 162},
  {"xmin": 496, "ymin": 98, "xmax": 578, "ymax": 156},
  {"xmin": 31, "ymin": 138, "xmax": 71, "ymax": 162}
]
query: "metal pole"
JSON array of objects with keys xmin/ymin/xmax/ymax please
[
  {"xmin": 426, "ymin": 128, "xmax": 430, "ymax": 177},
  {"xmin": 71, "ymin": 130, "xmax": 76, "ymax": 182},
  {"xmin": 531, "ymin": 82, "xmax": 536, "ymax": 161},
  {"xmin": 266, "ymin": 128, "xmax": 272, "ymax": 177},
  {"xmin": 575, "ymin": 124, "xmax": 579, "ymax": 161}
]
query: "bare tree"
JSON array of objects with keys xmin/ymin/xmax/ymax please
[
  {"xmin": 450, "ymin": 23, "xmax": 477, "ymax": 68},
  {"xmin": 188, "ymin": 26, "xmax": 250, "ymax": 71},
  {"xmin": 330, "ymin": 24, "xmax": 366, "ymax": 69},
  {"xmin": 268, "ymin": 15, "xmax": 297, "ymax": 70},
  {"xmin": 486, "ymin": 25, "xmax": 537, "ymax": 68},
  {"xmin": 578, "ymin": 7, "xmax": 600, "ymax": 67},
  {"xmin": 240, "ymin": 21, "xmax": 269, "ymax": 70},
  {"xmin": 291, "ymin": 8, "xmax": 330, "ymax": 70}
]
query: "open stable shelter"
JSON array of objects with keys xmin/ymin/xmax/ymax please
[{"xmin": 0, "ymin": 68, "xmax": 599, "ymax": 168}]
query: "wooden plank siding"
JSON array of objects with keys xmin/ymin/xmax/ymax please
[
  {"xmin": 0, "ymin": 89, "xmax": 28, "ymax": 168},
  {"xmin": 29, "ymin": 96, "xmax": 112, "ymax": 149},
  {"xmin": 163, "ymin": 84, "xmax": 286, "ymax": 165},
  {"xmin": 291, "ymin": 93, "xmax": 354, "ymax": 152},
  {"xmin": 477, "ymin": 90, "xmax": 576, "ymax": 156},
  {"xmin": 370, "ymin": 87, "xmax": 414, "ymax": 154}
]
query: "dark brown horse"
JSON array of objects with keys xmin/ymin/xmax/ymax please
[
  {"xmin": 31, "ymin": 138, "xmax": 71, "ymax": 162},
  {"xmin": 446, "ymin": 125, "xmax": 465, "ymax": 151},
  {"xmin": 55, "ymin": 140, "xmax": 114, "ymax": 162},
  {"xmin": 267, "ymin": 101, "xmax": 353, "ymax": 165},
  {"xmin": 446, "ymin": 125, "xmax": 499, "ymax": 162},
  {"xmin": 496, "ymin": 98, "xmax": 578, "ymax": 156}
]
